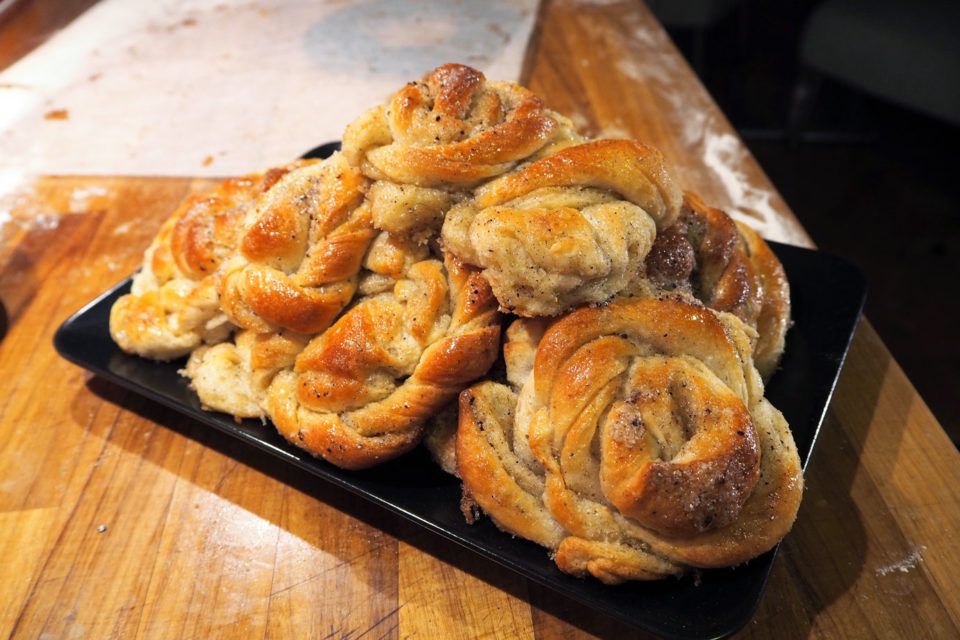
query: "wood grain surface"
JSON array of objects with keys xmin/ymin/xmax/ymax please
[{"xmin": 2, "ymin": 1, "xmax": 958, "ymax": 638}]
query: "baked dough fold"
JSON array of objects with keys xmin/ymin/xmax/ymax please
[
  {"xmin": 456, "ymin": 299, "xmax": 802, "ymax": 583},
  {"xmin": 264, "ymin": 250, "xmax": 501, "ymax": 469},
  {"xmin": 643, "ymin": 192, "xmax": 790, "ymax": 378},
  {"xmin": 342, "ymin": 63, "xmax": 580, "ymax": 240},
  {"xmin": 182, "ymin": 234, "xmax": 433, "ymax": 420},
  {"xmin": 441, "ymin": 139, "xmax": 682, "ymax": 316},
  {"xmin": 218, "ymin": 154, "xmax": 376, "ymax": 335},
  {"xmin": 109, "ymin": 165, "xmax": 300, "ymax": 360}
]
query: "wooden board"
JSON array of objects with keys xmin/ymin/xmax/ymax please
[{"xmin": 1, "ymin": 1, "xmax": 958, "ymax": 638}]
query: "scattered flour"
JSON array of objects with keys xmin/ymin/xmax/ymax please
[
  {"xmin": 68, "ymin": 185, "xmax": 109, "ymax": 213},
  {"xmin": 112, "ymin": 220, "xmax": 134, "ymax": 236},
  {"xmin": 876, "ymin": 546, "xmax": 926, "ymax": 577},
  {"xmin": 0, "ymin": 169, "xmax": 29, "ymax": 233},
  {"xmin": 701, "ymin": 132, "xmax": 783, "ymax": 239},
  {"xmin": 32, "ymin": 213, "xmax": 61, "ymax": 231},
  {"xmin": 582, "ymin": 13, "xmax": 814, "ymax": 245}
]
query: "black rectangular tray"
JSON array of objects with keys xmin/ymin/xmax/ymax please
[{"xmin": 54, "ymin": 241, "xmax": 865, "ymax": 639}]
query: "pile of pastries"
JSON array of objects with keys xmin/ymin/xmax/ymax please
[{"xmin": 109, "ymin": 64, "xmax": 803, "ymax": 583}]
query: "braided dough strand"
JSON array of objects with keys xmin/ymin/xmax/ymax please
[
  {"xmin": 735, "ymin": 221, "xmax": 791, "ymax": 379},
  {"xmin": 109, "ymin": 165, "xmax": 301, "ymax": 360},
  {"xmin": 643, "ymin": 192, "xmax": 791, "ymax": 378},
  {"xmin": 343, "ymin": 63, "xmax": 575, "ymax": 188},
  {"xmin": 266, "ymin": 251, "xmax": 501, "ymax": 469},
  {"xmin": 219, "ymin": 154, "xmax": 376, "ymax": 336},
  {"xmin": 441, "ymin": 139, "xmax": 682, "ymax": 316},
  {"xmin": 474, "ymin": 139, "xmax": 682, "ymax": 229},
  {"xmin": 457, "ymin": 299, "xmax": 801, "ymax": 583},
  {"xmin": 184, "ymin": 329, "xmax": 309, "ymax": 419},
  {"xmin": 342, "ymin": 64, "xmax": 581, "ymax": 242}
]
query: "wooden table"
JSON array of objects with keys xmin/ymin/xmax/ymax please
[{"xmin": 2, "ymin": 1, "xmax": 958, "ymax": 638}]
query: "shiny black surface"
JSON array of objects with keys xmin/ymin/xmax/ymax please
[{"xmin": 54, "ymin": 242, "xmax": 865, "ymax": 639}]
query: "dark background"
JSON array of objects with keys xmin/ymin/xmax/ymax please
[{"xmin": 654, "ymin": 0, "xmax": 960, "ymax": 444}]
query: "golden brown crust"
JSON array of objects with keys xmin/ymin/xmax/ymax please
[
  {"xmin": 264, "ymin": 251, "xmax": 501, "ymax": 469},
  {"xmin": 598, "ymin": 356, "xmax": 760, "ymax": 535},
  {"xmin": 218, "ymin": 154, "xmax": 376, "ymax": 336},
  {"xmin": 643, "ymin": 192, "xmax": 791, "ymax": 379},
  {"xmin": 343, "ymin": 64, "xmax": 575, "ymax": 188},
  {"xmin": 473, "ymin": 139, "xmax": 682, "ymax": 229},
  {"xmin": 455, "ymin": 299, "xmax": 802, "ymax": 583},
  {"xmin": 110, "ymin": 166, "xmax": 300, "ymax": 360},
  {"xmin": 735, "ymin": 221, "xmax": 791, "ymax": 379},
  {"xmin": 340, "ymin": 64, "xmax": 581, "ymax": 246},
  {"xmin": 110, "ymin": 66, "xmax": 799, "ymax": 578},
  {"xmin": 184, "ymin": 329, "xmax": 309, "ymax": 419},
  {"xmin": 441, "ymin": 138, "xmax": 683, "ymax": 317},
  {"xmin": 456, "ymin": 382, "xmax": 566, "ymax": 548},
  {"xmin": 168, "ymin": 167, "xmax": 304, "ymax": 279}
]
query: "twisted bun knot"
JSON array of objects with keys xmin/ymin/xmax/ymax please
[
  {"xmin": 266, "ymin": 251, "xmax": 501, "ymax": 469},
  {"xmin": 343, "ymin": 63, "xmax": 572, "ymax": 188},
  {"xmin": 441, "ymin": 139, "xmax": 683, "ymax": 316},
  {"xmin": 219, "ymin": 154, "xmax": 377, "ymax": 336},
  {"xmin": 185, "ymin": 329, "xmax": 309, "ymax": 419},
  {"xmin": 644, "ymin": 192, "xmax": 790, "ymax": 378},
  {"xmin": 342, "ymin": 64, "xmax": 580, "ymax": 240},
  {"xmin": 457, "ymin": 299, "xmax": 802, "ymax": 583},
  {"xmin": 110, "ymin": 167, "xmax": 297, "ymax": 360}
]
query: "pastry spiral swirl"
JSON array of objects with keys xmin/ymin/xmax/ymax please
[
  {"xmin": 265, "ymin": 250, "xmax": 501, "ymax": 469},
  {"xmin": 343, "ymin": 63, "xmax": 575, "ymax": 188},
  {"xmin": 183, "ymin": 233, "xmax": 435, "ymax": 419},
  {"xmin": 109, "ymin": 165, "xmax": 297, "ymax": 360},
  {"xmin": 644, "ymin": 192, "xmax": 790, "ymax": 378},
  {"xmin": 218, "ymin": 154, "xmax": 376, "ymax": 336},
  {"xmin": 107, "ymin": 64, "xmax": 801, "ymax": 586},
  {"xmin": 441, "ymin": 139, "xmax": 682, "ymax": 316},
  {"xmin": 342, "ymin": 63, "xmax": 580, "ymax": 240},
  {"xmin": 456, "ymin": 299, "xmax": 802, "ymax": 583}
]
